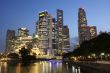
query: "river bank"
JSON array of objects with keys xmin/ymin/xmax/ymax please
[{"xmin": 66, "ymin": 61, "xmax": 110, "ymax": 73}]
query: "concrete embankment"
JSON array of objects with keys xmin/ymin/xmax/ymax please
[{"xmin": 73, "ymin": 61, "xmax": 110, "ymax": 73}]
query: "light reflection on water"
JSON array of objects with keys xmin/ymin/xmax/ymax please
[{"xmin": 0, "ymin": 60, "xmax": 81, "ymax": 73}]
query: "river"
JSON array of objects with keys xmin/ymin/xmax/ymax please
[{"xmin": 0, "ymin": 60, "xmax": 82, "ymax": 73}]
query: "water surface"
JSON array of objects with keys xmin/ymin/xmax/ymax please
[{"xmin": 0, "ymin": 60, "xmax": 81, "ymax": 73}]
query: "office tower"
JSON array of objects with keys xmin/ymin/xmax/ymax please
[
  {"xmin": 78, "ymin": 8, "xmax": 87, "ymax": 26},
  {"xmin": 89, "ymin": 26, "xmax": 97, "ymax": 39},
  {"xmin": 18, "ymin": 28, "xmax": 29, "ymax": 37},
  {"xmin": 57, "ymin": 9, "xmax": 63, "ymax": 50},
  {"xmin": 79, "ymin": 26, "xmax": 91, "ymax": 43},
  {"xmin": 12, "ymin": 28, "xmax": 33, "ymax": 53},
  {"xmin": 36, "ymin": 11, "xmax": 57, "ymax": 55},
  {"xmin": 57, "ymin": 9, "xmax": 63, "ymax": 27},
  {"xmin": 52, "ymin": 18, "xmax": 58, "ymax": 50},
  {"xmin": 62, "ymin": 25, "xmax": 70, "ymax": 52},
  {"xmin": 78, "ymin": 8, "xmax": 97, "ymax": 44},
  {"xmin": 78, "ymin": 8, "xmax": 88, "ymax": 44},
  {"xmin": 6, "ymin": 29, "xmax": 15, "ymax": 53},
  {"xmin": 17, "ymin": 28, "xmax": 32, "ymax": 46}
]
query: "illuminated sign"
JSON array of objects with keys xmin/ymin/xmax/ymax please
[{"xmin": 39, "ymin": 13, "xmax": 45, "ymax": 17}]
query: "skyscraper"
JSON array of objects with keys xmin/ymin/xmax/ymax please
[
  {"xmin": 11, "ymin": 28, "xmax": 33, "ymax": 53},
  {"xmin": 62, "ymin": 25, "xmax": 70, "ymax": 51},
  {"xmin": 79, "ymin": 26, "xmax": 91, "ymax": 43},
  {"xmin": 6, "ymin": 29, "xmax": 15, "ymax": 53},
  {"xmin": 78, "ymin": 8, "xmax": 97, "ymax": 44},
  {"xmin": 36, "ymin": 11, "xmax": 58, "ymax": 55},
  {"xmin": 18, "ymin": 28, "xmax": 29, "ymax": 37},
  {"xmin": 78, "ymin": 8, "xmax": 87, "ymax": 26},
  {"xmin": 57, "ymin": 9, "xmax": 63, "ymax": 50},
  {"xmin": 57, "ymin": 9, "xmax": 63, "ymax": 27},
  {"xmin": 78, "ymin": 8, "xmax": 88, "ymax": 44}
]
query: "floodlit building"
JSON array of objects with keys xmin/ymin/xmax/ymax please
[
  {"xmin": 78, "ymin": 8, "xmax": 97, "ymax": 44},
  {"xmin": 57, "ymin": 9, "xmax": 63, "ymax": 50},
  {"xmin": 5, "ymin": 10, "xmax": 70, "ymax": 55},
  {"xmin": 89, "ymin": 26, "xmax": 97, "ymax": 39},
  {"xmin": 6, "ymin": 29, "xmax": 15, "ymax": 53},
  {"xmin": 36, "ymin": 11, "xmax": 58, "ymax": 55},
  {"xmin": 62, "ymin": 25, "xmax": 70, "ymax": 52},
  {"xmin": 18, "ymin": 28, "xmax": 29, "ymax": 37},
  {"xmin": 13, "ymin": 28, "xmax": 33, "ymax": 53}
]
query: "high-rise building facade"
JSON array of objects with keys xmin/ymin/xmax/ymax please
[
  {"xmin": 5, "ymin": 10, "xmax": 70, "ymax": 55},
  {"xmin": 52, "ymin": 18, "xmax": 58, "ymax": 50},
  {"xmin": 78, "ymin": 8, "xmax": 97, "ymax": 44},
  {"xmin": 6, "ymin": 29, "xmax": 15, "ymax": 53},
  {"xmin": 36, "ymin": 11, "xmax": 58, "ymax": 55},
  {"xmin": 62, "ymin": 25, "xmax": 70, "ymax": 51},
  {"xmin": 78, "ymin": 8, "xmax": 87, "ymax": 26},
  {"xmin": 89, "ymin": 26, "xmax": 97, "ymax": 39},
  {"xmin": 57, "ymin": 9, "xmax": 63, "ymax": 50},
  {"xmin": 6, "ymin": 28, "xmax": 41, "ymax": 54},
  {"xmin": 78, "ymin": 8, "xmax": 88, "ymax": 44},
  {"xmin": 18, "ymin": 28, "xmax": 29, "ymax": 37},
  {"xmin": 79, "ymin": 26, "xmax": 91, "ymax": 42},
  {"xmin": 12, "ymin": 28, "xmax": 33, "ymax": 53}
]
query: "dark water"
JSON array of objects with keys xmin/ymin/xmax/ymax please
[{"xmin": 0, "ymin": 60, "xmax": 81, "ymax": 73}]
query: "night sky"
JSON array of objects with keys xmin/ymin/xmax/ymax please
[{"xmin": 0, "ymin": 0, "xmax": 110, "ymax": 52}]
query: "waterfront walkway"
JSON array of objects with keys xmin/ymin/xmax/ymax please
[
  {"xmin": 95, "ymin": 61, "xmax": 110, "ymax": 64},
  {"xmin": 73, "ymin": 61, "xmax": 110, "ymax": 73}
]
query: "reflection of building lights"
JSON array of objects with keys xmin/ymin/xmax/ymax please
[
  {"xmin": 3, "ymin": 62, "xmax": 7, "ymax": 73},
  {"xmin": 78, "ymin": 67, "xmax": 80, "ymax": 73},
  {"xmin": 72, "ymin": 66, "xmax": 75, "ymax": 73},
  {"xmin": 16, "ymin": 63, "xmax": 21, "ymax": 73},
  {"xmin": 75, "ymin": 69, "xmax": 77, "ymax": 73}
]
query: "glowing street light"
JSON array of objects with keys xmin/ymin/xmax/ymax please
[{"xmin": 100, "ymin": 53, "xmax": 105, "ymax": 60}]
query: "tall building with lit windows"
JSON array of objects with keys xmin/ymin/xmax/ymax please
[
  {"xmin": 62, "ymin": 25, "xmax": 70, "ymax": 52},
  {"xmin": 89, "ymin": 26, "xmax": 97, "ymax": 39},
  {"xmin": 6, "ymin": 10, "xmax": 70, "ymax": 55},
  {"xmin": 57, "ymin": 9, "xmax": 63, "ymax": 50},
  {"xmin": 18, "ymin": 28, "xmax": 29, "ymax": 37},
  {"xmin": 78, "ymin": 8, "xmax": 97, "ymax": 44},
  {"xmin": 6, "ymin": 29, "xmax": 15, "ymax": 53},
  {"xmin": 36, "ymin": 11, "xmax": 58, "ymax": 55},
  {"xmin": 78, "ymin": 8, "xmax": 87, "ymax": 27},
  {"xmin": 78, "ymin": 8, "xmax": 88, "ymax": 44}
]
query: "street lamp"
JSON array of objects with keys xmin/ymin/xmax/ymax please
[{"xmin": 100, "ymin": 53, "xmax": 105, "ymax": 60}]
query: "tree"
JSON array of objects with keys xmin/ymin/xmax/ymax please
[
  {"xmin": 63, "ymin": 33, "xmax": 110, "ymax": 60},
  {"xmin": 19, "ymin": 47, "xmax": 36, "ymax": 60},
  {"xmin": 19, "ymin": 47, "xmax": 30, "ymax": 59},
  {"xmin": 7, "ymin": 53, "xmax": 19, "ymax": 58}
]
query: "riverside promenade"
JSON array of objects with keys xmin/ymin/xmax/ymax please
[{"xmin": 72, "ymin": 61, "xmax": 110, "ymax": 73}]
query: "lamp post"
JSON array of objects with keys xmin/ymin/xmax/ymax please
[{"xmin": 100, "ymin": 53, "xmax": 105, "ymax": 60}]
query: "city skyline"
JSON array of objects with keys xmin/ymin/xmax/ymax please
[{"xmin": 1, "ymin": 0, "xmax": 110, "ymax": 52}]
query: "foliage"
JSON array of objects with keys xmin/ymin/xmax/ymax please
[
  {"xmin": 19, "ymin": 47, "xmax": 36, "ymax": 60},
  {"xmin": 63, "ymin": 33, "xmax": 110, "ymax": 59},
  {"xmin": 7, "ymin": 53, "xmax": 19, "ymax": 58},
  {"xmin": 19, "ymin": 47, "xmax": 30, "ymax": 58}
]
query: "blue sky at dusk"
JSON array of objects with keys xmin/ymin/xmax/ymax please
[{"xmin": 0, "ymin": 0, "xmax": 110, "ymax": 52}]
